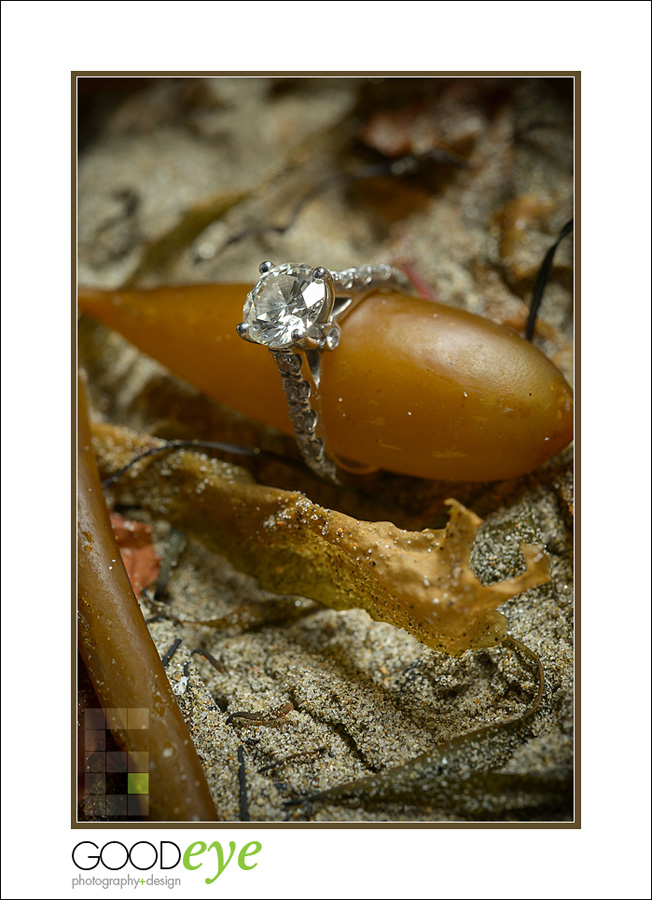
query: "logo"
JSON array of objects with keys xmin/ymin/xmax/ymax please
[{"xmin": 72, "ymin": 840, "xmax": 262, "ymax": 886}]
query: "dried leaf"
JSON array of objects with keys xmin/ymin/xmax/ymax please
[
  {"xmin": 109, "ymin": 511, "xmax": 160, "ymax": 598},
  {"xmin": 94, "ymin": 424, "xmax": 550, "ymax": 656}
]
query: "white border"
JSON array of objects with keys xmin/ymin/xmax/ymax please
[{"xmin": 2, "ymin": 2, "xmax": 651, "ymax": 899}]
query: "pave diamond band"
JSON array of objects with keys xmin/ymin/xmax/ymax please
[
  {"xmin": 271, "ymin": 347, "xmax": 337, "ymax": 479},
  {"xmin": 237, "ymin": 261, "xmax": 411, "ymax": 482}
]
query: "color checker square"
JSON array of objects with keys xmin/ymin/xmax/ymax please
[
  {"xmin": 128, "ymin": 773, "xmax": 149, "ymax": 794},
  {"xmin": 128, "ymin": 708, "xmax": 149, "ymax": 730},
  {"xmin": 106, "ymin": 708, "xmax": 128, "ymax": 731},
  {"xmin": 85, "ymin": 773, "xmax": 105, "ymax": 794},
  {"xmin": 128, "ymin": 751, "xmax": 149, "ymax": 773},
  {"xmin": 128, "ymin": 795, "xmax": 149, "ymax": 816},
  {"xmin": 106, "ymin": 751, "xmax": 128, "ymax": 773},
  {"xmin": 85, "ymin": 708, "xmax": 105, "ymax": 729},
  {"xmin": 82, "ymin": 795, "xmax": 106, "ymax": 817},
  {"xmin": 85, "ymin": 730, "xmax": 105, "ymax": 752},
  {"xmin": 84, "ymin": 751, "xmax": 105, "ymax": 773},
  {"xmin": 105, "ymin": 795, "xmax": 128, "ymax": 817}
]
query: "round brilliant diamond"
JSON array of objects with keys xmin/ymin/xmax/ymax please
[{"xmin": 243, "ymin": 263, "xmax": 327, "ymax": 349}]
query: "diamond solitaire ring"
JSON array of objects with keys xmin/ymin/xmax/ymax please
[{"xmin": 237, "ymin": 261, "xmax": 411, "ymax": 483}]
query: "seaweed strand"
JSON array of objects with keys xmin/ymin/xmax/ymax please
[
  {"xmin": 101, "ymin": 439, "xmax": 303, "ymax": 489},
  {"xmin": 288, "ymin": 635, "xmax": 545, "ymax": 809},
  {"xmin": 526, "ymin": 218, "xmax": 573, "ymax": 341}
]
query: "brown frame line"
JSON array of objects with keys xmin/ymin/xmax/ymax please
[{"xmin": 72, "ymin": 69, "xmax": 580, "ymax": 830}]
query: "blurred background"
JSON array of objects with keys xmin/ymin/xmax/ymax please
[{"xmin": 78, "ymin": 76, "xmax": 572, "ymax": 367}]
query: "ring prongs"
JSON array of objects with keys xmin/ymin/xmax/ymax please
[
  {"xmin": 290, "ymin": 326, "xmax": 324, "ymax": 351},
  {"xmin": 313, "ymin": 267, "xmax": 335, "ymax": 321},
  {"xmin": 290, "ymin": 327, "xmax": 305, "ymax": 347},
  {"xmin": 304, "ymin": 332, "xmax": 325, "ymax": 351},
  {"xmin": 259, "ymin": 260, "xmax": 274, "ymax": 275},
  {"xmin": 237, "ymin": 321, "xmax": 256, "ymax": 343}
]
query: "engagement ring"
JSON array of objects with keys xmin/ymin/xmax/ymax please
[{"xmin": 237, "ymin": 261, "xmax": 411, "ymax": 483}]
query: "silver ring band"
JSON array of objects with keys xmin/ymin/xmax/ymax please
[{"xmin": 237, "ymin": 261, "xmax": 411, "ymax": 483}]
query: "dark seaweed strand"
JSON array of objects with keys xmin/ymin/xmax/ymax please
[
  {"xmin": 153, "ymin": 529, "xmax": 187, "ymax": 601},
  {"xmin": 101, "ymin": 439, "xmax": 305, "ymax": 488},
  {"xmin": 141, "ymin": 607, "xmax": 247, "ymax": 631},
  {"xmin": 191, "ymin": 648, "xmax": 226, "ymax": 674},
  {"xmin": 237, "ymin": 746, "xmax": 250, "ymax": 822},
  {"xmin": 450, "ymin": 768, "xmax": 573, "ymax": 820},
  {"xmin": 287, "ymin": 634, "xmax": 545, "ymax": 808},
  {"xmin": 226, "ymin": 701, "xmax": 294, "ymax": 727},
  {"xmin": 258, "ymin": 747, "xmax": 327, "ymax": 775},
  {"xmin": 526, "ymin": 218, "xmax": 574, "ymax": 341},
  {"xmin": 212, "ymin": 149, "xmax": 467, "ymax": 258},
  {"xmin": 160, "ymin": 637, "xmax": 182, "ymax": 669},
  {"xmin": 144, "ymin": 596, "xmax": 317, "ymax": 633},
  {"xmin": 180, "ymin": 660, "xmax": 195, "ymax": 718},
  {"xmin": 503, "ymin": 634, "xmax": 545, "ymax": 712}
]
